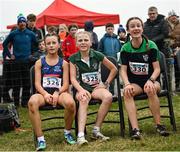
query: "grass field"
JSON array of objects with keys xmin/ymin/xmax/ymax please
[{"xmin": 0, "ymin": 95, "xmax": 180, "ymax": 151}]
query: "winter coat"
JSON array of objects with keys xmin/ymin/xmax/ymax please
[
  {"xmin": 98, "ymin": 33, "xmax": 121, "ymax": 59},
  {"xmin": 166, "ymin": 18, "xmax": 180, "ymax": 49},
  {"xmin": 143, "ymin": 14, "xmax": 169, "ymax": 56},
  {"xmin": 61, "ymin": 34, "xmax": 78, "ymax": 61}
]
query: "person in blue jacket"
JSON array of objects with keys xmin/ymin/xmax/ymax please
[
  {"xmin": 98, "ymin": 22, "xmax": 121, "ymax": 59},
  {"xmin": 3, "ymin": 14, "xmax": 38, "ymax": 107},
  {"xmin": 98, "ymin": 23, "xmax": 121, "ymax": 94}
]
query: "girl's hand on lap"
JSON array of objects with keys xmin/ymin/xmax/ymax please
[{"xmin": 44, "ymin": 93, "xmax": 53, "ymax": 105}]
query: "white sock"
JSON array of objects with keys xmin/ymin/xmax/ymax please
[
  {"xmin": 64, "ymin": 129, "xmax": 71, "ymax": 135},
  {"xmin": 37, "ymin": 136, "xmax": 45, "ymax": 142},
  {"xmin": 78, "ymin": 132, "xmax": 84, "ymax": 138},
  {"xmin": 93, "ymin": 126, "xmax": 100, "ymax": 134}
]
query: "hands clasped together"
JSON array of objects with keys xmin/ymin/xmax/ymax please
[{"xmin": 44, "ymin": 91, "xmax": 59, "ymax": 107}]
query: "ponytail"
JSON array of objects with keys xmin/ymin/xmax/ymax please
[
  {"xmin": 142, "ymin": 34, "xmax": 150, "ymax": 51},
  {"xmin": 125, "ymin": 33, "xmax": 131, "ymax": 43}
]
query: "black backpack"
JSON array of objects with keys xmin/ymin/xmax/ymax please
[{"xmin": 0, "ymin": 103, "xmax": 20, "ymax": 133}]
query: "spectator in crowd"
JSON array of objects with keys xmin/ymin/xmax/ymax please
[
  {"xmin": 166, "ymin": 10, "xmax": 180, "ymax": 92},
  {"xmin": 117, "ymin": 24, "xmax": 126, "ymax": 45},
  {"xmin": 2, "ymin": 26, "xmax": 17, "ymax": 103},
  {"xmin": 47, "ymin": 26, "xmax": 58, "ymax": 35},
  {"xmin": 98, "ymin": 22, "xmax": 121, "ymax": 59},
  {"xmin": 61, "ymin": 23, "xmax": 78, "ymax": 61},
  {"xmin": 69, "ymin": 31, "xmax": 117, "ymax": 145},
  {"xmin": 27, "ymin": 14, "xmax": 43, "ymax": 40},
  {"xmin": 120, "ymin": 17, "xmax": 169, "ymax": 140},
  {"xmin": 3, "ymin": 14, "xmax": 37, "ymax": 107},
  {"xmin": 84, "ymin": 20, "xmax": 98, "ymax": 50},
  {"xmin": 29, "ymin": 39, "xmax": 46, "ymax": 65},
  {"xmin": 98, "ymin": 23, "xmax": 121, "ymax": 94},
  {"xmin": 143, "ymin": 6, "xmax": 169, "ymax": 57},
  {"xmin": 27, "ymin": 13, "xmax": 43, "ymax": 53},
  {"xmin": 58, "ymin": 24, "xmax": 69, "ymax": 43},
  {"xmin": 28, "ymin": 33, "xmax": 76, "ymax": 151},
  {"xmin": 143, "ymin": 6, "xmax": 172, "ymax": 91}
]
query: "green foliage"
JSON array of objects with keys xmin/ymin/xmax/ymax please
[{"xmin": 0, "ymin": 95, "xmax": 180, "ymax": 151}]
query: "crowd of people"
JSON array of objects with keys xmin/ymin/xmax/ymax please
[{"xmin": 1, "ymin": 6, "xmax": 179, "ymax": 150}]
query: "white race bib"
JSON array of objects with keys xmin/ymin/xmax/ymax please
[
  {"xmin": 81, "ymin": 71, "xmax": 101, "ymax": 86},
  {"xmin": 129, "ymin": 62, "xmax": 149, "ymax": 75},
  {"xmin": 43, "ymin": 77, "xmax": 61, "ymax": 89}
]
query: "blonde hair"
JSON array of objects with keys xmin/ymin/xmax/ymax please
[
  {"xmin": 59, "ymin": 24, "xmax": 68, "ymax": 33},
  {"xmin": 75, "ymin": 31, "xmax": 91, "ymax": 42}
]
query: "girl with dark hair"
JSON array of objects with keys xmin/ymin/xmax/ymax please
[
  {"xmin": 120, "ymin": 17, "xmax": 169, "ymax": 139},
  {"xmin": 28, "ymin": 33, "xmax": 76, "ymax": 151}
]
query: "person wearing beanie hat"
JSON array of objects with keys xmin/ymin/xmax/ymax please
[
  {"xmin": 16, "ymin": 14, "xmax": 27, "ymax": 32},
  {"xmin": 3, "ymin": 13, "xmax": 38, "ymax": 107},
  {"xmin": 117, "ymin": 24, "xmax": 126, "ymax": 35},
  {"xmin": 17, "ymin": 14, "xmax": 27, "ymax": 24},
  {"xmin": 117, "ymin": 24, "xmax": 126, "ymax": 45}
]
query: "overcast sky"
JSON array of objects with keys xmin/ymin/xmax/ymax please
[{"xmin": 0, "ymin": 0, "xmax": 179, "ymax": 37}]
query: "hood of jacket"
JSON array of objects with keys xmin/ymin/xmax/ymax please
[
  {"xmin": 103, "ymin": 33, "xmax": 118, "ymax": 38},
  {"xmin": 146, "ymin": 14, "xmax": 165, "ymax": 25}
]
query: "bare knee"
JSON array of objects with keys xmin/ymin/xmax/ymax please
[
  {"xmin": 64, "ymin": 99, "xmax": 76, "ymax": 112},
  {"xmin": 102, "ymin": 93, "xmax": 113, "ymax": 105},
  {"xmin": 28, "ymin": 95, "xmax": 40, "ymax": 113},
  {"xmin": 123, "ymin": 93, "xmax": 134, "ymax": 102},
  {"xmin": 145, "ymin": 90, "xmax": 156, "ymax": 97},
  {"xmin": 78, "ymin": 98, "xmax": 89, "ymax": 109}
]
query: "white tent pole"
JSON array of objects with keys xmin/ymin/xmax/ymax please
[{"xmin": 44, "ymin": 25, "xmax": 47, "ymax": 34}]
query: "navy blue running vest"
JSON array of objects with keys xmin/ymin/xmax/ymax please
[{"xmin": 41, "ymin": 57, "xmax": 63, "ymax": 94}]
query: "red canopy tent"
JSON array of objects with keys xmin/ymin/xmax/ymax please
[{"xmin": 7, "ymin": 0, "xmax": 120, "ymax": 29}]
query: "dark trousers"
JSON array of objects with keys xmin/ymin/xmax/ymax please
[
  {"xmin": 11, "ymin": 61, "xmax": 30, "ymax": 106},
  {"xmin": 2, "ymin": 60, "xmax": 14, "ymax": 102}
]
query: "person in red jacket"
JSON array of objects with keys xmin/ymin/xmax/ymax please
[{"xmin": 62, "ymin": 24, "xmax": 78, "ymax": 61}]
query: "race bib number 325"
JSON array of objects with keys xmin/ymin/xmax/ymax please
[
  {"xmin": 81, "ymin": 71, "xmax": 100, "ymax": 86},
  {"xmin": 43, "ymin": 77, "xmax": 61, "ymax": 89}
]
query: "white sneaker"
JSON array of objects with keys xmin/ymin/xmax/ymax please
[
  {"xmin": 92, "ymin": 132, "xmax": 110, "ymax": 141},
  {"xmin": 77, "ymin": 136, "xmax": 88, "ymax": 145}
]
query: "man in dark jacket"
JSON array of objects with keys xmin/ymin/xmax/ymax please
[{"xmin": 143, "ymin": 6, "xmax": 170, "ymax": 57}]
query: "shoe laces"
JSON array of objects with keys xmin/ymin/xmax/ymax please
[
  {"xmin": 38, "ymin": 140, "xmax": 45, "ymax": 146},
  {"xmin": 77, "ymin": 136, "xmax": 88, "ymax": 144},
  {"xmin": 156, "ymin": 124, "xmax": 169, "ymax": 136},
  {"xmin": 156, "ymin": 124, "xmax": 166, "ymax": 132},
  {"xmin": 93, "ymin": 132, "xmax": 109, "ymax": 140},
  {"xmin": 132, "ymin": 128, "xmax": 141, "ymax": 135},
  {"xmin": 36, "ymin": 140, "xmax": 46, "ymax": 151},
  {"xmin": 65, "ymin": 133, "xmax": 74, "ymax": 141}
]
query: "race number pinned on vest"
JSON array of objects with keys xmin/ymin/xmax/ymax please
[
  {"xmin": 129, "ymin": 62, "xmax": 149, "ymax": 75},
  {"xmin": 82, "ymin": 71, "xmax": 100, "ymax": 86},
  {"xmin": 43, "ymin": 77, "xmax": 61, "ymax": 89}
]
